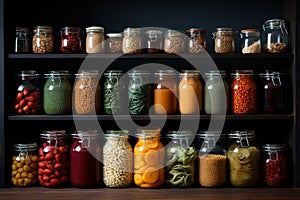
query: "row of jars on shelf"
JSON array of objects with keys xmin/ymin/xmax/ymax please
[
  {"xmin": 10, "ymin": 128, "xmax": 290, "ymax": 188},
  {"xmin": 13, "ymin": 69, "xmax": 286, "ymax": 115},
  {"xmin": 15, "ymin": 19, "xmax": 289, "ymax": 54}
]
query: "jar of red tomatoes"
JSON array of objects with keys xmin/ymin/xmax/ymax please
[{"xmin": 59, "ymin": 26, "xmax": 84, "ymax": 53}]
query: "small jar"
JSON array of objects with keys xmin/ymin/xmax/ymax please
[
  {"xmin": 32, "ymin": 26, "xmax": 54, "ymax": 54},
  {"xmin": 164, "ymin": 30, "xmax": 185, "ymax": 54},
  {"xmin": 262, "ymin": 19, "xmax": 289, "ymax": 53},
  {"xmin": 122, "ymin": 27, "xmax": 142, "ymax": 54},
  {"xmin": 154, "ymin": 69, "xmax": 178, "ymax": 114},
  {"xmin": 15, "ymin": 27, "xmax": 31, "ymax": 53},
  {"xmin": 240, "ymin": 29, "xmax": 261, "ymax": 54},
  {"xmin": 103, "ymin": 130, "xmax": 133, "ymax": 188},
  {"xmin": 11, "ymin": 143, "xmax": 38, "ymax": 187},
  {"xmin": 133, "ymin": 128, "xmax": 164, "ymax": 188},
  {"xmin": 261, "ymin": 144, "xmax": 289, "ymax": 187},
  {"xmin": 70, "ymin": 130, "xmax": 102, "ymax": 188},
  {"xmin": 178, "ymin": 70, "xmax": 202, "ymax": 114},
  {"xmin": 106, "ymin": 33, "xmax": 123, "ymax": 53},
  {"xmin": 38, "ymin": 130, "xmax": 69, "ymax": 187},
  {"xmin": 213, "ymin": 27, "xmax": 235, "ymax": 54},
  {"xmin": 165, "ymin": 131, "xmax": 197, "ymax": 187},
  {"xmin": 14, "ymin": 70, "xmax": 42, "ymax": 114},
  {"xmin": 59, "ymin": 26, "xmax": 84, "ymax": 53},
  {"xmin": 228, "ymin": 130, "xmax": 260, "ymax": 187},
  {"xmin": 204, "ymin": 70, "xmax": 228, "ymax": 114},
  {"xmin": 145, "ymin": 30, "xmax": 163, "ymax": 53},
  {"xmin": 85, "ymin": 26, "xmax": 105, "ymax": 53},
  {"xmin": 186, "ymin": 28, "xmax": 207, "ymax": 53},
  {"xmin": 231, "ymin": 70, "xmax": 257, "ymax": 114},
  {"xmin": 74, "ymin": 70, "xmax": 101, "ymax": 114},
  {"xmin": 43, "ymin": 70, "xmax": 72, "ymax": 114}
]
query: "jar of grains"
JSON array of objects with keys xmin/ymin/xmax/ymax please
[
  {"xmin": 204, "ymin": 70, "xmax": 229, "ymax": 114},
  {"xmin": 228, "ymin": 130, "xmax": 260, "ymax": 187},
  {"xmin": 261, "ymin": 144, "xmax": 289, "ymax": 187},
  {"xmin": 59, "ymin": 26, "xmax": 84, "ymax": 53},
  {"xmin": 186, "ymin": 28, "xmax": 207, "ymax": 53},
  {"xmin": 230, "ymin": 70, "xmax": 257, "ymax": 114},
  {"xmin": 197, "ymin": 131, "xmax": 227, "ymax": 187},
  {"xmin": 213, "ymin": 27, "xmax": 235, "ymax": 54},
  {"xmin": 11, "ymin": 143, "xmax": 38, "ymax": 187},
  {"xmin": 164, "ymin": 30, "xmax": 185, "ymax": 54},
  {"xmin": 103, "ymin": 130, "xmax": 133, "ymax": 188},
  {"xmin": 14, "ymin": 70, "xmax": 42, "ymax": 115},
  {"xmin": 70, "ymin": 130, "xmax": 102, "ymax": 188},
  {"xmin": 145, "ymin": 30, "xmax": 163, "ymax": 53},
  {"xmin": 240, "ymin": 29, "xmax": 261, "ymax": 54},
  {"xmin": 134, "ymin": 128, "xmax": 165, "ymax": 188},
  {"xmin": 38, "ymin": 130, "xmax": 69, "ymax": 187},
  {"xmin": 85, "ymin": 26, "xmax": 105, "ymax": 53},
  {"xmin": 43, "ymin": 70, "xmax": 72, "ymax": 114},
  {"xmin": 178, "ymin": 70, "xmax": 202, "ymax": 114},
  {"xmin": 32, "ymin": 26, "xmax": 54, "ymax": 54},
  {"xmin": 262, "ymin": 19, "xmax": 289, "ymax": 53},
  {"xmin": 15, "ymin": 27, "xmax": 31, "ymax": 53},
  {"xmin": 165, "ymin": 131, "xmax": 197, "ymax": 187},
  {"xmin": 73, "ymin": 70, "xmax": 101, "ymax": 114},
  {"xmin": 122, "ymin": 27, "xmax": 142, "ymax": 54},
  {"xmin": 106, "ymin": 33, "xmax": 123, "ymax": 53}
]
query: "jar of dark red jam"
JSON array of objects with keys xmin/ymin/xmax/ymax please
[{"xmin": 59, "ymin": 26, "xmax": 84, "ymax": 53}]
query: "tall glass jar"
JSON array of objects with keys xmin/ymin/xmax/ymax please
[
  {"xmin": 106, "ymin": 33, "xmax": 123, "ymax": 53},
  {"xmin": 73, "ymin": 70, "xmax": 101, "ymax": 114},
  {"xmin": 14, "ymin": 70, "xmax": 42, "ymax": 115},
  {"xmin": 186, "ymin": 28, "xmax": 207, "ymax": 53},
  {"xmin": 15, "ymin": 27, "xmax": 31, "ymax": 53},
  {"xmin": 165, "ymin": 131, "xmax": 197, "ymax": 187},
  {"xmin": 11, "ymin": 143, "xmax": 38, "ymax": 187},
  {"xmin": 38, "ymin": 130, "xmax": 69, "ymax": 187},
  {"xmin": 122, "ymin": 27, "xmax": 142, "ymax": 54},
  {"xmin": 43, "ymin": 70, "xmax": 72, "ymax": 114},
  {"xmin": 262, "ymin": 19, "xmax": 289, "ymax": 53},
  {"xmin": 60, "ymin": 26, "xmax": 84, "ymax": 53},
  {"xmin": 103, "ymin": 130, "xmax": 133, "ymax": 188},
  {"xmin": 145, "ymin": 30, "xmax": 163, "ymax": 53},
  {"xmin": 228, "ymin": 130, "xmax": 260, "ymax": 187},
  {"xmin": 85, "ymin": 26, "xmax": 105, "ymax": 53},
  {"xmin": 240, "ymin": 29, "xmax": 261, "ymax": 54},
  {"xmin": 32, "ymin": 26, "xmax": 54, "ymax": 54},
  {"xmin": 231, "ymin": 70, "xmax": 257, "ymax": 114},
  {"xmin": 178, "ymin": 70, "xmax": 202, "ymax": 114},
  {"xmin": 213, "ymin": 27, "xmax": 235, "ymax": 54},
  {"xmin": 70, "ymin": 130, "xmax": 101, "ymax": 188},
  {"xmin": 154, "ymin": 69, "xmax": 178, "ymax": 114},
  {"xmin": 204, "ymin": 70, "xmax": 228, "ymax": 114},
  {"xmin": 133, "ymin": 128, "xmax": 164, "ymax": 188},
  {"xmin": 164, "ymin": 30, "xmax": 185, "ymax": 54}
]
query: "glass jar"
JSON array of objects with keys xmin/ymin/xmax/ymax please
[
  {"xmin": 178, "ymin": 70, "xmax": 202, "ymax": 114},
  {"xmin": 32, "ymin": 26, "xmax": 54, "ymax": 54},
  {"xmin": 145, "ymin": 30, "xmax": 163, "ymax": 53},
  {"xmin": 15, "ymin": 27, "xmax": 31, "ymax": 53},
  {"xmin": 240, "ymin": 29, "xmax": 261, "ymax": 54},
  {"xmin": 128, "ymin": 70, "xmax": 152, "ymax": 115},
  {"xmin": 38, "ymin": 130, "xmax": 69, "ymax": 187},
  {"xmin": 231, "ymin": 70, "xmax": 257, "ymax": 114},
  {"xmin": 43, "ymin": 70, "xmax": 72, "ymax": 114},
  {"xmin": 186, "ymin": 28, "xmax": 207, "ymax": 53},
  {"xmin": 262, "ymin": 19, "xmax": 289, "ymax": 53},
  {"xmin": 70, "ymin": 130, "xmax": 101, "ymax": 188},
  {"xmin": 154, "ymin": 69, "xmax": 178, "ymax": 114},
  {"xmin": 73, "ymin": 70, "xmax": 101, "ymax": 114},
  {"xmin": 103, "ymin": 70, "xmax": 126, "ymax": 114},
  {"xmin": 11, "ymin": 143, "xmax": 38, "ymax": 187},
  {"xmin": 261, "ymin": 144, "xmax": 289, "ymax": 187},
  {"xmin": 59, "ymin": 26, "xmax": 84, "ymax": 53},
  {"xmin": 164, "ymin": 30, "xmax": 185, "ymax": 54},
  {"xmin": 85, "ymin": 26, "xmax": 105, "ymax": 53},
  {"xmin": 106, "ymin": 33, "xmax": 123, "ymax": 53},
  {"xmin": 122, "ymin": 27, "xmax": 142, "ymax": 54},
  {"xmin": 213, "ymin": 27, "xmax": 235, "ymax": 54},
  {"xmin": 197, "ymin": 131, "xmax": 227, "ymax": 187},
  {"xmin": 228, "ymin": 130, "xmax": 260, "ymax": 187},
  {"xmin": 204, "ymin": 70, "xmax": 228, "ymax": 114},
  {"xmin": 133, "ymin": 128, "xmax": 164, "ymax": 188},
  {"xmin": 14, "ymin": 70, "xmax": 42, "ymax": 115},
  {"xmin": 103, "ymin": 130, "xmax": 133, "ymax": 188},
  {"xmin": 165, "ymin": 131, "xmax": 197, "ymax": 187}
]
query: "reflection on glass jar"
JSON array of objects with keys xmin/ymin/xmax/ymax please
[{"xmin": 106, "ymin": 33, "xmax": 123, "ymax": 53}]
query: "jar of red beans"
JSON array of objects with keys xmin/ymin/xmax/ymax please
[{"xmin": 59, "ymin": 26, "xmax": 84, "ymax": 53}]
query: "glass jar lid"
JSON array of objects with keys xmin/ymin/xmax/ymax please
[
  {"xmin": 204, "ymin": 70, "xmax": 226, "ymax": 77},
  {"xmin": 123, "ymin": 27, "xmax": 141, "ymax": 34},
  {"xmin": 145, "ymin": 30, "xmax": 163, "ymax": 38},
  {"xmin": 44, "ymin": 70, "xmax": 71, "ymax": 78},
  {"xmin": 106, "ymin": 130, "xmax": 129, "ymax": 137},
  {"xmin": 128, "ymin": 69, "xmax": 151, "ymax": 77},
  {"xmin": 16, "ymin": 70, "xmax": 39, "ymax": 77},
  {"xmin": 41, "ymin": 130, "xmax": 67, "ymax": 139},
  {"xmin": 166, "ymin": 130, "xmax": 193, "ymax": 139},
  {"xmin": 106, "ymin": 33, "xmax": 123, "ymax": 38},
  {"xmin": 72, "ymin": 130, "xmax": 99, "ymax": 139},
  {"xmin": 228, "ymin": 130, "xmax": 255, "ymax": 138},
  {"xmin": 75, "ymin": 70, "xmax": 100, "ymax": 77},
  {"xmin": 166, "ymin": 29, "xmax": 183, "ymax": 37},
  {"xmin": 33, "ymin": 26, "xmax": 53, "ymax": 33},
  {"xmin": 16, "ymin": 27, "xmax": 31, "ymax": 33},
  {"xmin": 186, "ymin": 28, "xmax": 206, "ymax": 34},
  {"xmin": 262, "ymin": 144, "xmax": 288, "ymax": 151},
  {"xmin": 240, "ymin": 29, "xmax": 260, "ymax": 37},
  {"xmin": 13, "ymin": 142, "xmax": 37, "ymax": 151},
  {"xmin": 155, "ymin": 69, "xmax": 176, "ymax": 76},
  {"xmin": 231, "ymin": 69, "xmax": 254, "ymax": 76},
  {"xmin": 136, "ymin": 127, "xmax": 161, "ymax": 137},
  {"xmin": 86, "ymin": 26, "xmax": 104, "ymax": 33},
  {"xmin": 263, "ymin": 19, "xmax": 285, "ymax": 28},
  {"xmin": 197, "ymin": 131, "xmax": 225, "ymax": 139},
  {"xmin": 104, "ymin": 70, "xmax": 124, "ymax": 77}
]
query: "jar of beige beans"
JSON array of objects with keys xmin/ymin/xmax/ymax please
[
  {"xmin": 122, "ymin": 27, "xmax": 142, "ymax": 54},
  {"xmin": 32, "ymin": 26, "xmax": 54, "ymax": 53},
  {"xmin": 213, "ymin": 27, "xmax": 235, "ymax": 54},
  {"xmin": 164, "ymin": 30, "xmax": 185, "ymax": 54},
  {"xmin": 85, "ymin": 26, "xmax": 105, "ymax": 53}
]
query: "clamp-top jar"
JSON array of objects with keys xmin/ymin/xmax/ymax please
[
  {"xmin": 122, "ymin": 27, "xmax": 142, "ymax": 54},
  {"xmin": 106, "ymin": 33, "xmax": 123, "ymax": 53},
  {"xmin": 32, "ymin": 26, "xmax": 54, "ymax": 54},
  {"xmin": 60, "ymin": 26, "xmax": 84, "ymax": 53},
  {"xmin": 145, "ymin": 30, "xmax": 163, "ymax": 53},
  {"xmin": 164, "ymin": 30, "xmax": 185, "ymax": 54},
  {"xmin": 85, "ymin": 26, "xmax": 105, "ymax": 53},
  {"xmin": 213, "ymin": 27, "xmax": 235, "ymax": 54},
  {"xmin": 186, "ymin": 28, "xmax": 207, "ymax": 53},
  {"xmin": 240, "ymin": 29, "xmax": 261, "ymax": 54},
  {"xmin": 15, "ymin": 27, "xmax": 31, "ymax": 53}
]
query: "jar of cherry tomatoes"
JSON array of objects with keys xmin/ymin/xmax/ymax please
[{"xmin": 59, "ymin": 26, "xmax": 84, "ymax": 53}]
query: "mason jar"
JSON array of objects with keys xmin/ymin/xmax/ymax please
[
  {"xmin": 145, "ymin": 30, "xmax": 163, "ymax": 53},
  {"xmin": 15, "ymin": 27, "xmax": 31, "ymax": 53},
  {"xmin": 164, "ymin": 30, "xmax": 185, "ymax": 54},
  {"xmin": 213, "ymin": 27, "xmax": 235, "ymax": 54},
  {"xmin": 85, "ymin": 26, "xmax": 105, "ymax": 53},
  {"xmin": 60, "ymin": 26, "xmax": 84, "ymax": 53},
  {"xmin": 32, "ymin": 26, "xmax": 54, "ymax": 54},
  {"xmin": 106, "ymin": 33, "xmax": 123, "ymax": 53},
  {"xmin": 240, "ymin": 29, "xmax": 261, "ymax": 54},
  {"xmin": 122, "ymin": 27, "xmax": 142, "ymax": 54},
  {"xmin": 186, "ymin": 28, "xmax": 207, "ymax": 53}
]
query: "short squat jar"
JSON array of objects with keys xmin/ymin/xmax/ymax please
[
  {"xmin": 213, "ymin": 27, "xmax": 235, "ymax": 54},
  {"xmin": 15, "ymin": 27, "xmax": 31, "ymax": 53},
  {"xmin": 240, "ymin": 29, "xmax": 261, "ymax": 54},
  {"xmin": 164, "ymin": 30, "xmax": 185, "ymax": 54},
  {"xmin": 32, "ymin": 26, "xmax": 54, "ymax": 54},
  {"xmin": 186, "ymin": 28, "xmax": 207, "ymax": 53},
  {"xmin": 122, "ymin": 27, "xmax": 142, "ymax": 54},
  {"xmin": 106, "ymin": 33, "xmax": 123, "ymax": 53},
  {"xmin": 85, "ymin": 26, "xmax": 105, "ymax": 53},
  {"xmin": 60, "ymin": 26, "xmax": 84, "ymax": 53},
  {"xmin": 145, "ymin": 30, "xmax": 163, "ymax": 53}
]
